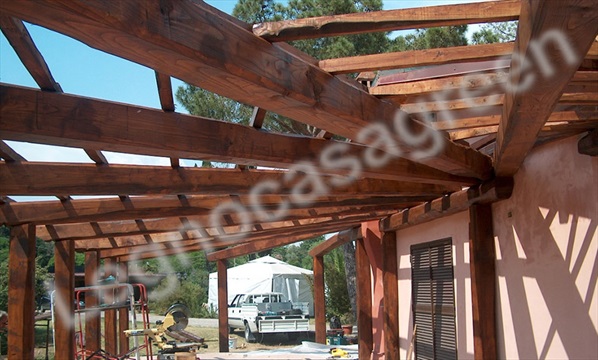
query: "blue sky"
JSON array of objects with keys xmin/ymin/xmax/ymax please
[{"xmin": 0, "ymin": 0, "xmax": 484, "ymax": 172}]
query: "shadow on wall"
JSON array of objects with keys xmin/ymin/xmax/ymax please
[{"xmin": 493, "ymin": 135, "xmax": 598, "ymax": 359}]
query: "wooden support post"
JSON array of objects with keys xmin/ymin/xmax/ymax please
[
  {"xmin": 54, "ymin": 240, "xmax": 75, "ymax": 359},
  {"xmin": 84, "ymin": 251, "xmax": 101, "ymax": 354},
  {"xmin": 7, "ymin": 224, "xmax": 36, "ymax": 360},
  {"xmin": 104, "ymin": 258, "xmax": 118, "ymax": 355},
  {"xmin": 362, "ymin": 221, "xmax": 385, "ymax": 359},
  {"xmin": 469, "ymin": 204, "xmax": 497, "ymax": 359},
  {"xmin": 313, "ymin": 255, "xmax": 326, "ymax": 344},
  {"xmin": 217, "ymin": 259, "xmax": 229, "ymax": 353},
  {"xmin": 356, "ymin": 237, "xmax": 373, "ymax": 360},
  {"xmin": 382, "ymin": 231, "xmax": 399, "ymax": 360},
  {"xmin": 118, "ymin": 261, "xmax": 130, "ymax": 354}
]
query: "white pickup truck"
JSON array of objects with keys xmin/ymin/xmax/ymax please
[{"xmin": 228, "ymin": 292, "xmax": 310, "ymax": 342}]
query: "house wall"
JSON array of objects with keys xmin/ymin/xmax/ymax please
[
  {"xmin": 396, "ymin": 210, "xmax": 474, "ymax": 359},
  {"xmin": 393, "ymin": 135, "xmax": 597, "ymax": 359},
  {"xmin": 492, "ymin": 135, "xmax": 598, "ymax": 359}
]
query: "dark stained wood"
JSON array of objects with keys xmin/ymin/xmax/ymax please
[
  {"xmin": 469, "ymin": 204, "xmax": 497, "ymax": 360},
  {"xmin": 0, "ymin": 84, "xmax": 476, "ymax": 186},
  {"xmin": 0, "ymin": 16, "xmax": 62, "ymax": 92},
  {"xmin": 320, "ymin": 42, "xmax": 514, "ymax": 74},
  {"xmin": 84, "ymin": 251, "xmax": 101, "ymax": 354},
  {"xmin": 118, "ymin": 261, "xmax": 130, "ymax": 354},
  {"xmin": 494, "ymin": 0, "xmax": 598, "ymax": 176},
  {"xmin": 380, "ymin": 177, "xmax": 514, "ymax": 232},
  {"xmin": 356, "ymin": 237, "xmax": 373, "ymax": 360},
  {"xmin": 0, "ymin": 140, "xmax": 25, "ymax": 162},
  {"xmin": 382, "ymin": 231, "xmax": 399, "ymax": 360},
  {"xmin": 308, "ymin": 226, "xmax": 362, "ymax": 257},
  {"xmin": 217, "ymin": 260, "xmax": 229, "ymax": 353},
  {"xmin": 250, "ymin": 107, "xmax": 267, "ymax": 129},
  {"xmin": 0, "ymin": 2, "xmax": 492, "ymax": 179},
  {"xmin": 313, "ymin": 256, "xmax": 326, "ymax": 344},
  {"xmin": 155, "ymin": 72, "xmax": 175, "ymax": 112},
  {"xmin": 103, "ymin": 258, "xmax": 118, "ymax": 355},
  {"xmin": 7, "ymin": 224, "xmax": 36, "ymax": 359},
  {"xmin": 578, "ymin": 128, "xmax": 598, "ymax": 156},
  {"xmin": 253, "ymin": 0, "xmax": 520, "ymax": 41},
  {"xmin": 0, "ymin": 162, "xmax": 459, "ymax": 197},
  {"xmin": 2, "ymin": 194, "xmax": 416, "ymax": 226},
  {"xmin": 84, "ymin": 149, "xmax": 108, "ymax": 165},
  {"xmin": 54, "ymin": 239, "xmax": 75, "ymax": 359}
]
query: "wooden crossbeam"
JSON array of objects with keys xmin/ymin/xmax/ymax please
[
  {"xmin": 0, "ymin": 162, "xmax": 457, "ymax": 197},
  {"xmin": 1, "ymin": 194, "xmax": 413, "ymax": 226},
  {"xmin": 0, "ymin": 1, "xmax": 492, "ymax": 179},
  {"xmin": 494, "ymin": 0, "xmax": 598, "ymax": 176},
  {"xmin": 320, "ymin": 42, "xmax": 514, "ymax": 74},
  {"xmin": 253, "ymin": 0, "xmax": 520, "ymax": 41},
  {"xmin": 450, "ymin": 121, "xmax": 597, "ymax": 141},
  {"xmin": 380, "ymin": 177, "xmax": 514, "ymax": 232},
  {"xmin": 0, "ymin": 140, "xmax": 25, "ymax": 162},
  {"xmin": 0, "ymin": 84, "xmax": 475, "ymax": 186},
  {"xmin": 308, "ymin": 226, "xmax": 362, "ymax": 257}
]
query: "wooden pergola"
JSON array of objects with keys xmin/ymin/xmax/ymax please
[{"xmin": 0, "ymin": 0, "xmax": 596, "ymax": 359}]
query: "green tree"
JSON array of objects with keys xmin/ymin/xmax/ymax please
[
  {"xmin": 471, "ymin": 21, "xmax": 517, "ymax": 44},
  {"xmin": 389, "ymin": 25, "xmax": 469, "ymax": 52}
]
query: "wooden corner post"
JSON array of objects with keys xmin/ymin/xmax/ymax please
[
  {"xmin": 7, "ymin": 224, "xmax": 36, "ymax": 360},
  {"xmin": 84, "ymin": 251, "xmax": 101, "ymax": 353},
  {"xmin": 217, "ymin": 259, "xmax": 229, "ymax": 353},
  {"xmin": 356, "ymin": 236, "xmax": 373, "ymax": 360},
  {"xmin": 54, "ymin": 239, "xmax": 75, "ymax": 359},
  {"xmin": 382, "ymin": 231, "xmax": 399, "ymax": 360},
  {"xmin": 313, "ymin": 255, "xmax": 326, "ymax": 344}
]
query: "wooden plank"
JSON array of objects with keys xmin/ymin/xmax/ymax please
[
  {"xmin": 320, "ymin": 42, "xmax": 514, "ymax": 74},
  {"xmin": 450, "ymin": 120, "xmax": 598, "ymax": 141},
  {"xmin": 0, "ymin": 140, "xmax": 25, "ymax": 162},
  {"xmin": 308, "ymin": 226, "xmax": 362, "ymax": 257},
  {"xmin": 469, "ymin": 204, "xmax": 497, "ymax": 359},
  {"xmin": 54, "ymin": 239, "xmax": 75, "ymax": 359},
  {"xmin": 380, "ymin": 177, "xmax": 514, "ymax": 232},
  {"xmin": 578, "ymin": 128, "xmax": 598, "ymax": 156},
  {"xmin": 313, "ymin": 256, "xmax": 326, "ymax": 344},
  {"xmin": 356, "ymin": 237, "xmax": 373, "ymax": 360},
  {"xmin": 118, "ymin": 261, "xmax": 130, "ymax": 354},
  {"xmin": 7, "ymin": 224, "xmax": 36, "ymax": 359},
  {"xmin": 217, "ymin": 260, "xmax": 229, "ymax": 353},
  {"xmin": 84, "ymin": 149, "xmax": 108, "ymax": 165},
  {"xmin": 0, "ymin": 1, "xmax": 492, "ymax": 179},
  {"xmin": 382, "ymin": 231, "xmax": 399, "ymax": 360},
  {"xmin": 155, "ymin": 72, "xmax": 175, "ymax": 112},
  {"xmin": 253, "ymin": 0, "xmax": 520, "ymax": 41},
  {"xmin": 494, "ymin": 0, "xmax": 598, "ymax": 176},
  {"xmin": 84, "ymin": 251, "xmax": 102, "ymax": 354},
  {"xmin": 0, "ymin": 85, "xmax": 476, "ymax": 186},
  {"xmin": 1, "ymin": 194, "xmax": 416, "ymax": 226},
  {"xmin": 0, "ymin": 162, "xmax": 459, "ymax": 197},
  {"xmin": 0, "ymin": 17, "xmax": 62, "ymax": 92},
  {"xmin": 103, "ymin": 258, "xmax": 118, "ymax": 355}
]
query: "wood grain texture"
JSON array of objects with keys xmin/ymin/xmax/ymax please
[
  {"xmin": 84, "ymin": 251, "xmax": 101, "ymax": 354},
  {"xmin": 313, "ymin": 256, "xmax": 326, "ymax": 344},
  {"xmin": 356, "ymin": 237, "xmax": 373, "ymax": 360},
  {"xmin": 308, "ymin": 226, "xmax": 362, "ymax": 256},
  {"xmin": 382, "ymin": 231, "xmax": 399, "ymax": 360},
  {"xmin": 54, "ymin": 239, "xmax": 75, "ymax": 359},
  {"xmin": 217, "ymin": 260, "xmax": 229, "ymax": 353}
]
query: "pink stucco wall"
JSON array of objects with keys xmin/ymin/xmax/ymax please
[
  {"xmin": 396, "ymin": 210, "xmax": 474, "ymax": 359},
  {"xmin": 492, "ymin": 135, "xmax": 598, "ymax": 359}
]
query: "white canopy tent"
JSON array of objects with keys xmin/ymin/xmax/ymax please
[{"xmin": 208, "ymin": 256, "xmax": 314, "ymax": 316}]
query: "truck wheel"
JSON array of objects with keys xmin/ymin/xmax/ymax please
[{"xmin": 244, "ymin": 323, "xmax": 256, "ymax": 343}]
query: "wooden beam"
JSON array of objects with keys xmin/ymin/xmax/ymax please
[
  {"xmin": 469, "ymin": 204, "xmax": 497, "ymax": 359},
  {"xmin": 0, "ymin": 17, "xmax": 62, "ymax": 92},
  {"xmin": 54, "ymin": 239, "xmax": 75, "ymax": 359},
  {"xmin": 118, "ymin": 261, "xmax": 130, "ymax": 354},
  {"xmin": 103, "ymin": 258, "xmax": 118, "ymax": 355},
  {"xmin": 308, "ymin": 226, "xmax": 362, "ymax": 257},
  {"xmin": 0, "ymin": 1, "xmax": 493, "ymax": 179},
  {"xmin": 320, "ymin": 42, "xmax": 514, "ymax": 74},
  {"xmin": 382, "ymin": 231, "xmax": 399, "ymax": 360},
  {"xmin": 217, "ymin": 260, "xmax": 229, "ymax": 353},
  {"xmin": 313, "ymin": 255, "xmax": 326, "ymax": 344},
  {"xmin": 356, "ymin": 236, "xmax": 373, "ymax": 360},
  {"xmin": 0, "ymin": 162, "xmax": 458, "ymax": 197},
  {"xmin": 84, "ymin": 251, "xmax": 101, "ymax": 354},
  {"xmin": 494, "ymin": 0, "xmax": 598, "ymax": 176},
  {"xmin": 7, "ymin": 224, "xmax": 36, "ymax": 359},
  {"xmin": 155, "ymin": 72, "xmax": 175, "ymax": 112},
  {"xmin": 1, "ymin": 193, "xmax": 415, "ymax": 226},
  {"xmin": 84, "ymin": 149, "xmax": 108, "ymax": 165},
  {"xmin": 0, "ymin": 84, "xmax": 476, "ymax": 186},
  {"xmin": 578, "ymin": 128, "xmax": 598, "ymax": 156},
  {"xmin": 380, "ymin": 177, "xmax": 514, "ymax": 232},
  {"xmin": 253, "ymin": 0, "xmax": 520, "ymax": 41},
  {"xmin": 0, "ymin": 140, "xmax": 25, "ymax": 162}
]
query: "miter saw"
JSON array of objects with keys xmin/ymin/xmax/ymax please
[{"xmin": 124, "ymin": 304, "xmax": 207, "ymax": 359}]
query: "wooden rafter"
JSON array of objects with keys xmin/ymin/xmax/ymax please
[
  {"xmin": 0, "ymin": 162, "xmax": 458, "ymax": 197},
  {"xmin": 0, "ymin": 1, "xmax": 492, "ymax": 179},
  {"xmin": 308, "ymin": 226, "xmax": 362, "ymax": 257},
  {"xmin": 494, "ymin": 0, "xmax": 598, "ymax": 176},
  {"xmin": 0, "ymin": 140, "xmax": 25, "ymax": 162},
  {"xmin": 252, "ymin": 0, "xmax": 520, "ymax": 41},
  {"xmin": 0, "ymin": 84, "xmax": 476, "ymax": 186}
]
